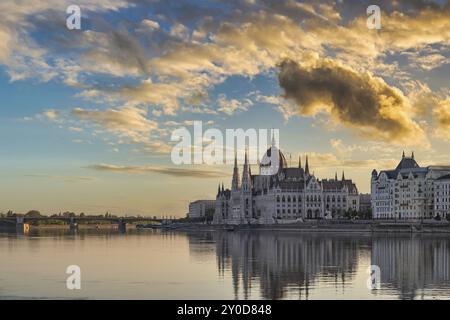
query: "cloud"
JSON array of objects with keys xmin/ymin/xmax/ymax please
[
  {"xmin": 140, "ymin": 19, "xmax": 160, "ymax": 30},
  {"xmin": 24, "ymin": 174, "xmax": 96, "ymax": 183},
  {"xmin": 88, "ymin": 163, "xmax": 227, "ymax": 178},
  {"xmin": 254, "ymin": 93, "xmax": 298, "ymax": 120},
  {"xmin": 80, "ymin": 30, "xmax": 150, "ymax": 77},
  {"xmin": 36, "ymin": 109, "xmax": 59, "ymax": 121},
  {"xmin": 0, "ymin": 0, "xmax": 131, "ymax": 81},
  {"xmin": 72, "ymin": 105, "xmax": 157, "ymax": 143},
  {"xmin": 68, "ymin": 126, "xmax": 83, "ymax": 132},
  {"xmin": 2, "ymin": 0, "xmax": 450, "ymax": 151},
  {"xmin": 433, "ymin": 99, "xmax": 450, "ymax": 140},
  {"xmin": 217, "ymin": 94, "xmax": 253, "ymax": 115},
  {"xmin": 409, "ymin": 53, "xmax": 450, "ymax": 71},
  {"xmin": 304, "ymin": 152, "xmax": 398, "ymax": 171},
  {"xmin": 278, "ymin": 58, "xmax": 428, "ymax": 145}
]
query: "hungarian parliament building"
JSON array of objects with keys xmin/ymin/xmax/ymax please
[{"xmin": 213, "ymin": 145, "xmax": 360, "ymax": 225}]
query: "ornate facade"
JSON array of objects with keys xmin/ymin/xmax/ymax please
[
  {"xmin": 435, "ymin": 174, "xmax": 450, "ymax": 219},
  {"xmin": 371, "ymin": 152, "xmax": 450, "ymax": 220},
  {"xmin": 213, "ymin": 145, "xmax": 359, "ymax": 225}
]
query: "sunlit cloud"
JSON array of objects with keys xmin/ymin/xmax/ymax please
[
  {"xmin": 88, "ymin": 163, "xmax": 228, "ymax": 178},
  {"xmin": 278, "ymin": 58, "xmax": 428, "ymax": 146}
]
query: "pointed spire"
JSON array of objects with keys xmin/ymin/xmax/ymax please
[
  {"xmin": 244, "ymin": 147, "xmax": 248, "ymax": 165},
  {"xmin": 271, "ymin": 129, "xmax": 276, "ymax": 147},
  {"xmin": 342, "ymin": 170, "xmax": 345, "ymax": 181},
  {"xmin": 402, "ymin": 150, "xmax": 405, "ymax": 159},
  {"xmin": 298, "ymin": 155, "xmax": 302, "ymax": 169},
  {"xmin": 241, "ymin": 147, "xmax": 252, "ymax": 191},
  {"xmin": 335, "ymin": 172, "xmax": 338, "ymax": 181},
  {"xmin": 411, "ymin": 151, "xmax": 414, "ymax": 159},
  {"xmin": 222, "ymin": 182, "xmax": 224, "ymax": 192},
  {"xmin": 305, "ymin": 155, "xmax": 310, "ymax": 175},
  {"xmin": 218, "ymin": 183, "xmax": 221, "ymax": 195},
  {"xmin": 232, "ymin": 151, "xmax": 240, "ymax": 191}
]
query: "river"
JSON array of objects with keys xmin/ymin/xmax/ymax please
[{"xmin": 1, "ymin": 229, "xmax": 450, "ymax": 299}]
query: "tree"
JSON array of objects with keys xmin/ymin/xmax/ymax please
[
  {"xmin": 343, "ymin": 209, "xmax": 359, "ymax": 220},
  {"xmin": 62, "ymin": 211, "xmax": 76, "ymax": 218},
  {"xmin": 80, "ymin": 212, "xmax": 85, "ymax": 218},
  {"xmin": 25, "ymin": 210, "xmax": 41, "ymax": 217},
  {"xmin": 205, "ymin": 208, "xmax": 215, "ymax": 222}
]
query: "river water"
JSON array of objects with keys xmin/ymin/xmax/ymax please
[{"xmin": 1, "ymin": 229, "xmax": 450, "ymax": 299}]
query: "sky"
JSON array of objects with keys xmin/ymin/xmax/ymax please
[{"xmin": 0, "ymin": 0, "xmax": 450, "ymax": 216}]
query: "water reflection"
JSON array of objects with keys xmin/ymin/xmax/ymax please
[
  {"xmin": 1, "ymin": 229, "xmax": 450, "ymax": 299},
  {"xmin": 371, "ymin": 234, "xmax": 450, "ymax": 300},
  {"xmin": 188, "ymin": 231, "xmax": 450, "ymax": 300}
]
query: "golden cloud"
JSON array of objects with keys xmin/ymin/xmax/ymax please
[
  {"xmin": 433, "ymin": 99, "xmax": 450, "ymax": 140},
  {"xmin": 72, "ymin": 105, "xmax": 157, "ymax": 143},
  {"xmin": 278, "ymin": 58, "xmax": 428, "ymax": 145},
  {"xmin": 88, "ymin": 163, "xmax": 227, "ymax": 178}
]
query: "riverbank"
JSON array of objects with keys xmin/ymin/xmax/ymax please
[
  {"xmin": 167, "ymin": 220, "xmax": 450, "ymax": 234},
  {"xmin": 28, "ymin": 223, "xmax": 129, "ymax": 230},
  {"xmin": 3, "ymin": 220, "xmax": 450, "ymax": 234}
]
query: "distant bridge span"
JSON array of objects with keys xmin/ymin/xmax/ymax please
[{"xmin": 0, "ymin": 216, "xmax": 166, "ymax": 233}]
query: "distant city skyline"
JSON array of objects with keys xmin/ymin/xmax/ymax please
[{"xmin": 1, "ymin": 0, "xmax": 449, "ymax": 216}]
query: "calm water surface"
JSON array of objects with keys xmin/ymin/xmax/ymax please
[{"xmin": 1, "ymin": 229, "xmax": 450, "ymax": 300}]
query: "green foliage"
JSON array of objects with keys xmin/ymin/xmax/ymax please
[
  {"xmin": 25, "ymin": 210, "xmax": 41, "ymax": 217},
  {"xmin": 343, "ymin": 209, "xmax": 358, "ymax": 219},
  {"xmin": 205, "ymin": 208, "xmax": 215, "ymax": 222}
]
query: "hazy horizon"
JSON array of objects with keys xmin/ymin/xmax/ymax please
[{"xmin": 1, "ymin": 0, "xmax": 450, "ymax": 216}]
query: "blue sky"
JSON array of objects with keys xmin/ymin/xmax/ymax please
[{"xmin": 0, "ymin": 0, "xmax": 449, "ymax": 216}]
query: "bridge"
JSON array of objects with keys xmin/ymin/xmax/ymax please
[{"xmin": 0, "ymin": 216, "xmax": 165, "ymax": 234}]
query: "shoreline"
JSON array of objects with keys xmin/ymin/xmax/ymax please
[
  {"xmin": 169, "ymin": 221, "xmax": 450, "ymax": 234},
  {"xmin": 2, "ymin": 221, "xmax": 450, "ymax": 235}
]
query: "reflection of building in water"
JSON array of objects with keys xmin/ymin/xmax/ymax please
[
  {"xmin": 213, "ymin": 232, "xmax": 361, "ymax": 299},
  {"xmin": 371, "ymin": 235, "xmax": 450, "ymax": 299},
  {"xmin": 187, "ymin": 231, "xmax": 450, "ymax": 299}
]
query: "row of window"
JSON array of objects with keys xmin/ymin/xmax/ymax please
[{"xmin": 276, "ymin": 195, "xmax": 347, "ymax": 202}]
